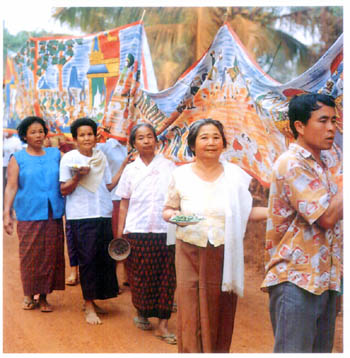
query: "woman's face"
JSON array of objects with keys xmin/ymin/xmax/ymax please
[
  {"xmin": 24, "ymin": 122, "xmax": 46, "ymax": 149},
  {"xmin": 75, "ymin": 125, "xmax": 96, "ymax": 154},
  {"xmin": 133, "ymin": 126, "xmax": 157, "ymax": 155},
  {"xmin": 193, "ymin": 124, "xmax": 224, "ymax": 160}
]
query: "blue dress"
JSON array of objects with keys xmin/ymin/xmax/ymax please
[
  {"xmin": 13, "ymin": 147, "xmax": 64, "ymax": 220},
  {"xmin": 13, "ymin": 147, "xmax": 65, "ymax": 296}
]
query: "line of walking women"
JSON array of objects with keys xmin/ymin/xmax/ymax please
[{"xmin": 3, "ymin": 115, "xmax": 267, "ymax": 352}]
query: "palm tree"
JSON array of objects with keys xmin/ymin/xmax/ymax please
[{"xmin": 51, "ymin": 7, "xmax": 343, "ymax": 89}]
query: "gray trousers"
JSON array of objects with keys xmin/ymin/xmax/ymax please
[{"xmin": 269, "ymin": 282, "xmax": 337, "ymax": 353}]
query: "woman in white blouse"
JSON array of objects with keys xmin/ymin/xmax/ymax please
[
  {"xmin": 116, "ymin": 123, "xmax": 177, "ymax": 345},
  {"xmin": 163, "ymin": 118, "xmax": 267, "ymax": 353},
  {"xmin": 60, "ymin": 118, "xmax": 121, "ymax": 325}
]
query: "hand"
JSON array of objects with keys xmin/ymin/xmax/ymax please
[
  {"xmin": 96, "ymin": 133, "xmax": 102, "ymax": 143},
  {"xmin": 77, "ymin": 166, "xmax": 90, "ymax": 176},
  {"xmin": 125, "ymin": 152, "xmax": 135, "ymax": 165},
  {"xmin": 163, "ymin": 209, "xmax": 181, "ymax": 222},
  {"xmin": 3, "ymin": 212, "xmax": 14, "ymax": 236}
]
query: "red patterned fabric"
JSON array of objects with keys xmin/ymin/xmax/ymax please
[
  {"xmin": 125, "ymin": 233, "xmax": 176, "ymax": 319},
  {"xmin": 17, "ymin": 216, "xmax": 65, "ymax": 296}
]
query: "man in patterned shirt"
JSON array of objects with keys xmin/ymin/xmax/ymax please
[{"xmin": 261, "ymin": 93, "xmax": 343, "ymax": 353}]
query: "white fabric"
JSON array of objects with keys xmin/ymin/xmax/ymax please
[
  {"xmin": 221, "ymin": 160, "xmax": 253, "ymax": 296},
  {"xmin": 166, "ymin": 223, "xmax": 177, "ymax": 245},
  {"xmin": 115, "ymin": 154, "xmax": 176, "ymax": 234},
  {"xmin": 3, "ymin": 134, "xmax": 23, "ymax": 167},
  {"xmin": 97, "ymin": 138, "xmax": 127, "ymax": 199},
  {"xmin": 59, "ymin": 149, "xmax": 113, "ymax": 219},
  {"xmin": 78, "ymin": 148, "xmax": 106, "ymax": 193}
]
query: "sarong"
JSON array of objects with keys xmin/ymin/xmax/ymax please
[
  {"xmin": 125, "ymin": 233, "xmax": 176, "ymax": 319},
  {"xmin": 65, "ymin": 220, "xmax": 78, "ymax": 267},
  {"xmin": 66, "ymin": 217, "xmax": 118, "ymax": 300},
  {"xmin": 17, "ymin": 216, "xmax": 65, "ymax": 296}
]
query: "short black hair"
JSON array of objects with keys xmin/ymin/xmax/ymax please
[
  {"xmin": 187, "ymin": 118, "xmax": 227, "ymax": 156},
  {"xmin": 129, "ymin": 123, "xmax": 158, "ymax": 148},
  {"xmin": 17, "ymin": 116, "xmax": 48, "ymax": 143},
  {"xmin": 70, "ymin": 117, "xmax": 97, "ymax": 139},
  {"xmin": 288, "ymin": 93, "xmax": 336, "ymax": 139}
]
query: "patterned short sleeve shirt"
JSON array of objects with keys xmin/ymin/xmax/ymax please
[{"xmin": 261, "ymin": 143, "xmax": 342, "ymax": 295}]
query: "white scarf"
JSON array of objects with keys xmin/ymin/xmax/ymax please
[
  {"xmin": 221, "ymin": 161, "xmax": 252, "ymax": 296},
  {"xmin": 79, "ymin": 148, "xmax": 106, "ymax": 193}
]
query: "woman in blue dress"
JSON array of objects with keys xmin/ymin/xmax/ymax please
[{"xmin": 3, "ymin": 116, "xmax": 65, "ymax": 312}]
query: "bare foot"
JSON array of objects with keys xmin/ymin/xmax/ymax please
[
  {"xmin": 84, "ymin": 301, "xmax": 102, "ymax": 325},
  {"xmin": 85, "ymin": 310, "xmax": 102, "ymax": 325},
  {"xmin": 66, "ymin": 267, "xmax": 79, "ymax": 286},
  {"xmin": 155, "ymin": 318, "xmax": 173, "ymax": 337},
  {"xmin": 82, "ymin": 301, "xmax": 108, "ymax": 314}
]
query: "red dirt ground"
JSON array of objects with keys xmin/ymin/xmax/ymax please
[{"xmin": 3, "ymin": 220, "xmax": 343, "ymax": 353}]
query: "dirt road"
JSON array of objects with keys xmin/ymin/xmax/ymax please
[{"xmin": 3, "ymin": 225, "xmax": 343, "ymax": 353}]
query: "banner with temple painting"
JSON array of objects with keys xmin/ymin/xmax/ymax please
[
  {"xmin": 134, "ymin": 23, "xmax": 343, "ymax": 187},
  {"xmin": 4, "ymin": 22, "xmax": 342, "ymax": 187},
  {"xmin": 4, "ymin": 21, "xmax": 158, "ymax": 136}
]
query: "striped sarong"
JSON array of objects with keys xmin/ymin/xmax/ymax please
[{"xmin": 17, "ymin": 216, "xmax": 65, "ymax": 296}]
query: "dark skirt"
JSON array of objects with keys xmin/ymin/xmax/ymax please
[
  {"xmin": 66, "ymin": 217, "xmax": 118, "ymax": 300},
  {"xmin": 17, "ymin": 216, "xmax": 65, "ymax": 296},
  {"xmin": 125, "ymin": 233, "xmax": 176, "ymax": 319},
  {"xmin": 65, "ymin": 220, "xmax": 78, "ymax": 267}
]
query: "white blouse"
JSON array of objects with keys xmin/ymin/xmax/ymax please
[
  {"xmin": 60, "ymin": 149, "xmax": 113, "ymax": 220},
  {"xmin": 165, "ymin": 164, "xmax": 226, "ymax": 247},
  {"xmin": 115, "ymin": 154, "xmax": 176, "ymax": 234}
]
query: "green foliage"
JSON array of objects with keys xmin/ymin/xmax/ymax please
[
  {"xmin": 4, "ymin": 7, "xmax": 343, "ymax": 88},
  {"xmin": 3, "ymin": 28, "xmax": 53, "ymax": 74}
]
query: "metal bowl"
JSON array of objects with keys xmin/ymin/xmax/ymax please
[{"xmin": 108, "ymin": 237, "xmax": 131, "ymax": 261}]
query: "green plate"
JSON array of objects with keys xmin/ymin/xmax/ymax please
[{"xmin": 169, "ymin": 215, "xmax": 205, "ymax": 225}]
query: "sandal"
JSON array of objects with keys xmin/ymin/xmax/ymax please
[
  {"xmin": 133, "ymin": 316, "xmax": 152, "ymax": 331},
  {"xmin": 155, "ymin": 333, "xmax": 177, "ymax": 345},
  {"xmin": 38, "ymin": 296, "xmax": 53, "ymax": 312},
  {"xmin": 22, "ymin": 298, "xmax": 37, "ymax": 310},
  {"xmin": 40, "ymin": 302, "xmax": 53, "ymax": 312}
]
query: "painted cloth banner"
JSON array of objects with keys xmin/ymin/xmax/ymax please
[
  {"xmin": 4, "ymin": 23, "xmax": 342, "ymax": 186},
  {"xmin": 4, "ymin": 21, "xmax": 157, "ymax": 136},
  {"xmin": 135, "ymin": 23, "xmax": 342, "ymax": 187}
]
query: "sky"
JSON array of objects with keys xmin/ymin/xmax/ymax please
[
  {"xmin": 2, "ymin": 2, "xmax": 83, "ymax": 36},
  {"xmin": 1, "ymin": 0, "xmax": 346, "ymax": 40}
]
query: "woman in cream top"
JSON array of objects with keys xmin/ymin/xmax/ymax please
[{"xmin": 163, "ymin": 118, "xmax": 267, "ymax": 353}]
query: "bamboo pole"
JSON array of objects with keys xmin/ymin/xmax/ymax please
[
  {"xmin": 196, "ymin": 7, "xmax": 203, "ymax": 60},
  {"xmin": 140, "ymin": 9, "xmax": 146, "ymax": 23}
]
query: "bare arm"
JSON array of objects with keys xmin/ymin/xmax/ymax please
[
  {"xmin": 3, "ymin": 156, "xmax": 19, "ymax": 235},
  {"xmin": 317, "ymin": 188, "xmax": 343, "ymax": 229},
  {"xmin": 60, "ymin": 166, "xmax": 90, "ymax": 196},
  {"xmin": 117, "ymin": 198, "xmax": 130, "ymax": 237},
  {"xmin": 249, "ymin": 207, "xmax": 268, "ymax": 221},
  {"xmin": 106, "ymin": 153, "xmax": 133, "ymax": 192}
]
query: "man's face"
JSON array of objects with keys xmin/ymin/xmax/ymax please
[{"xmin": 297, "ymin": 102, "xmax": 337, "ymax": 154}]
